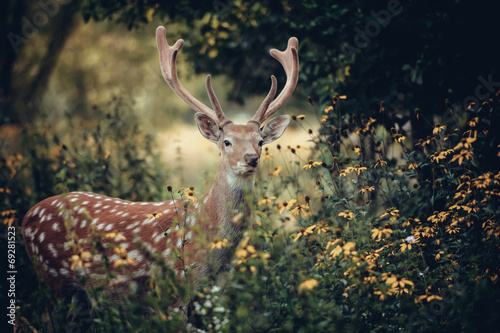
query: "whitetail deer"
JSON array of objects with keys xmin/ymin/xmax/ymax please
[{"xmin": 22, "ymin": 25, "xmax": 298, "ymax": 324}]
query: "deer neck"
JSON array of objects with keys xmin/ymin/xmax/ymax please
[
  {"xmin": 200, "ymin": 164, "xmax": 254, "ymax": 277},
  {"xmin": 207, "ymin": 164, "xmax": 254, "ymax": 239}
]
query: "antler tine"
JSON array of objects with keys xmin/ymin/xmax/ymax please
[
  {"xmin": 156, "ymin": 26, "xmax": 219, "ymax": 122},
  {"xmin": 249, "ymin": 75, "xmax": 278, "ymax": 126},
  {"xmin": 260, "ymin": 37, "xmax": 299, "ymax": 123},
  {"xmin": 206, "ymin": 75, "xmax": 230, "ymax": 126}
]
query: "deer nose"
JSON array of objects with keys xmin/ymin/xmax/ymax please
[{"xmin": 244, "ymin": 154, "xmax": 259, "ymax": 167}]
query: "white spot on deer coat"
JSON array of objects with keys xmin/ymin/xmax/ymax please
[
  {"xmin": 49, "ymin": 268, "xmax": 58, "ymax": 277},
  {"xmin": 143, "ymin": 218, "xmax": 154, "ymax": 225},
  {"xmin": 109, "ymin": 254, "xmax": 120, "ymax": 262},
  {"xmin": 59, "ymin": 268, "xmax": 70, "ymax": 276},
  {"xmin": 70, "ymin": 198, "xmax": 79, "ymax": 203},
  {"xmin": 94, "ymin": 203, "xmax": 102, "ymax": 208},
  {"xmin": 162, "ymin": 248, "xmax": 171, "ymax": 256},
  {"xmin": 187, "ymin": 216, "xmax": 196, "ymax": 226},
  {"xmin": 39, "ymin": 232, "xmax": 45, "ymax": 242},
  {"xmin": 104, "ymin": 224, "xmax": 113, "ymax": 231},
  {"xmin": 126, "ymin": 221, "xmax": 140, "ymax": 230},
  {"xmin": 154, "ymin": 234, "xmax": 164, "ymax": 243},
  {"xmin": 127, "ymin": 250, "xmax": 143, "ymax": 262},
  {"xmin": 48, "ymin": 243, "xmax": 58, "ymax": 257},
  {"xmin": 52, "ymin": 223, "xmax": 60, "ymax": 232}
]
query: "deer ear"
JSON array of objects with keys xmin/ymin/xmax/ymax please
[
  {"xmin": 260, "ymin": 115, "xmax": 290, "ymax": 144},
  {"xmin": 195, "ymin": 112, "xmax": 221, "ymax": 143}
]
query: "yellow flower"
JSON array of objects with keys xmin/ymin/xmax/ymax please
[
  {"xmin": 451, "ymin": 149, "xmax": 474, "ymax": 165},
  {"xmin": 210, "ymin": 238, "xmax": 228, "ymax": 250},
  {"xmin": 433, "ymin": 123, "xmax": 446, "ymax": 135},
  {"xmin": 112, "ymin": 247, "xmax": 137, "ymax": 268},
  {"xmin": 453, "ymin": 135, "xmax": 476, "ymax": 150},
  {"xmin": 292, "ymin": 114, "xmax": 306, "ymax": 121},
  {"xmin": 445, "ymin": 225, "xmax": 460, "ymax": 234},
  {"xmin": 416, "ymin": 294, "xmax": 443, "ymax": 303},
  {"xmin": 329, "ymin": 245, "xmax": 342, "ymax": 257},
  {"xmin": 371, "ymin": 227, "xmax": 393, "ymax": 242},
  {"xmin": 374, "ymin": 288, "xmax": 390, "ymax": 301},
  {"xmin": 353, "ymin": 146, "xmax": 362, "ymax": 156},
  {"xmin": 429, "ymin": 149, "xmax": 453, "ymax": 163},
  {"xmin": 105, "ymin": 232, "xmax": 127, "ymax": 241},
  {"xmin": 272, "ymin": 166, "xmax": 283, "ymax": 176},
  {"xmin": 321, "ymin": 115, "xmax": 328, "ymax": 122},
  {"xmin": 298, "ymin": 279, "xmax": 319, "ymax": 294},
  {"xmin": 235, "ymin": 244, "xmax": 256, "ymax": 259},
  {"xmin": 343, "ymin": 242, "xmax": 356, "ymax": 256},
  {"xmin": 338, "ymin": 210, "xmax": 355, "ymax": 219},
  {"xmin": 315, "ymin": 222, "xmax": 329, "ymax": 235},
  {"xmin": 277, "ymin": 199, "xmax": 297, "ymax": 214},
  {"xmin": 359, "ymin": 186, "xmax": 375, "ymax": 194},
  {"xmin": 69, "ymin": 251, "xmax": 92, "ymax": 270},
  {"xmin": 353, "ymin": 164, "xmax": 367, "ymax": 175},
  {"xmin": 262, "ymin": 151, "xmax": 275, "ymax": 161},
  {"xmin": 147, "ymin": 213, "xmax": 163, "ymax": 219},
  {"xmin": 400, "ymin": 235, "xmax": 418, "ymax": 252},
  {"xmin": 293, "ymin": 225, "xmax": 316, "ymax": 242},
  {"xmin": 408, "ymin": 162, "xmax": 418, "ymax": 170},
  {"xmin": 289, "ymin": 204, "xmax": 311, "ymax": 217},
  {"xmin": 385, "ymin": 275, "xmax": 414, "ymax": 289},
  {"xmin": 380, "ymin": 208, "xmax": 400, "ymax": 219},
  {"xmin": 1, "ymin": 210, "xmax": 16, "ymax": 227},
  {"xmin": 338, "ymin": 211, "xmax": 352, "ymax": 219},
  {"xmin": 303, "ymin": 160, "xmax": 323, "ymax": 170},
  {"xmin": 180, "ymin": 187, "xmax": 199, "ymax": 203},
  {"xmin": 257, "ymin": 196, "xmax": 276, "ymax": 206},
  {"xmin": 324, "ymin": 105, "xmax": 334, "ymax": 113},
  {"xmin": 393, "ymin": 134, "xmax": 406, "ymax": 143},
  {"xmin": 374, "ymin": 159, "xmax": 387, "ymax": 168}
]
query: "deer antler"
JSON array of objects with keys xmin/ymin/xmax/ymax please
[
  {"xmin": 156, "ymin": 26, "xmax": 230, "ymax": 126},
  {"xmin": 250, "ymin": 37, "xmax": 299, "ymax": 125}
]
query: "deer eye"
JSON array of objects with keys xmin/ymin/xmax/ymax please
[
  {"xmin": 224, "ymin": 140, "xmax": 231, "ymax": 147},
  {"xmin": 258, "ymin": 140, "xmax": 264, "ymax": 147}
]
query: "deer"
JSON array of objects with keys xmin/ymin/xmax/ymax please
[{"xmin": 21, "ymin": 25, "xmax": 298, "ymax": 327}]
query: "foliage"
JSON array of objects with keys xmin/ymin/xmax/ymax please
[
  {"xmin": 218, "ymin": 90, "xmax": 500, "ymax": 332},
  {"xmin": 3, "ymin": 85, "xmax": 500, "ymax": 331},
  {"xmin": 0, "ymin": 96, "xmax": 170, "ymax": 331}
]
